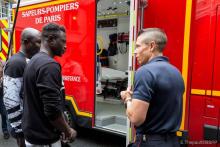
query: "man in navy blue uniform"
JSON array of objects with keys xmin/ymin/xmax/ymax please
[{"xmin": 121, "ymin": 28, "xmax": 185, "ymax": 147}]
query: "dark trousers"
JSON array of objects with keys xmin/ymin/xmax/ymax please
[
  {"xmin": 128, "ymin": 134, "xmax": 180, "ymax": 147},
  {"xmin": 0, "ymin": 97, "xmax": 8, "ymax": 133},
  {"xmin": 16, "ymin": 137, "xmax": 26, "ymax": 147},
  {"xmin": 10, "ymin": 128, "xmax": 26, "ymax": 147}
]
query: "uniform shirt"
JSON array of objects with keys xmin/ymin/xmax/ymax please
[
  {"xmin": 133, "ymin": 56, "xmax": 185, "ymax": 134},
  {"xmin": 3, "ymin": 52, "xmax": 26, "ymax": 137},
  {"xmin": 22, "ymin": 52, "xmax": 63, "ymax": 145}
]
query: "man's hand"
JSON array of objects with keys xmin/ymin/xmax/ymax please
[
  {"xmin": 62, "ymin": 128, "xmax": 77, "ymax": 143},
  {"xmin": 120, "ymin": 86, "xmax": 133, "ymax": 102}
]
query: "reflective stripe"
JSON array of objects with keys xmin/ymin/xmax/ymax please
[
  {"xmin": 0, "ymin": 19, "xmax": 9, "ymax": 61},
  {"xmin": 212, "ymin": 91, "xmax": 220, "ymax": 97},
  {"xmin": 191, "ymin": 89, "xmax": 220, "ymax": 97},
  {"xmin": 180, "ymin": 0, "xmax": 193, "ymax": 131},
  {"xmin": 191, "ymin": 89, "xmax": 205, "ymax": 95},
  {"xmin": 65, "ymin": 96, "xmax": 92, "ymax": 118}
]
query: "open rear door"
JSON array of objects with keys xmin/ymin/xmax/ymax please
[{"xmin": 127, "ymin": 0, "xmax": 147, "ymax": 145}]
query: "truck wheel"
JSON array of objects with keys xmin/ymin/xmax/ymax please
[{"xmin": 64, "ymin": 107, "xmax": 76, "ymax": 129}]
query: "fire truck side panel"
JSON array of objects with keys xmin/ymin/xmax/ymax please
[
  {"xmin": 13, "ymin": 0, "xmax": 96, "ymax": 128},
  {"xmin": 213, "ymin": 5, "xmax": 220, "ymax": 97},
  {"xmin": 188, "ymin": 0, "xmax": 220, "ymax": 145},
  {"xmin": 190, "ymin": 0, "xmax": 214, "ymax": 92}
]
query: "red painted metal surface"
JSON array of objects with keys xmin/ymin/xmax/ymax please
[
  {"xmin": 188, "ymin": 1, "xmax": 213, "ymax": 142},
  {"xmin": 214, "ymin": 5, "xmax": 220, "ymax": 147},
  {"xmin": 213, "ymin": 5, "xmax": 220, "ymax": 94},
  {"xmin": 14, "ymin": 0, "xmax": 96, "ymax": 116},
  {"xmin": 190, "ymin": 0, "xmax": 214, "ymax": 90},
  {"xmin": 188, "ymin": 0, "xmax": 220, "ymax": 146},
  {"xmin": 143, "ymin": 0, "xmax": 186, "ymax": 71},
  {"xmin": 188, "ymin": 97, "xmax": 219, "ymax": 147}
]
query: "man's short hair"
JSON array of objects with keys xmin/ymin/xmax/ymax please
[
  {"xmin": 42, "ymin": 23, "xmax": 66, "ymax": 40},
  {"xmin": 138, "ymin": 28, "xmax": 167, "ymax": 52},
  {"xmin": 20, "ymin": 28, "xmax": 40, "ymax": 43}
]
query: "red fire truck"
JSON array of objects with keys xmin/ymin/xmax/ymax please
[{"xmin": 8, "ymin": 0, "xmax": 220, "ymax": 146}]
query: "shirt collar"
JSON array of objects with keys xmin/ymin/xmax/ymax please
[{"xmin": 147, "ymin": 56, "xmax": 169, "ymax": 64}]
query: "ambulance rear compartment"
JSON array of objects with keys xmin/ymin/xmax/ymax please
[{"xmin": 95, "ymin": 0, "xmax": 130, "ymax": 135}]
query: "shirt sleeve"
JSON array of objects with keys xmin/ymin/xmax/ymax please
[
  {"xmin": 132, "ymin": 68, "xmax": 155, "ymax": 102},
  {"xmin": 4, "ymin": 59, "xmax": 26, "ymax": 78},
  {"xmin": 3, "ymin": 59, "xmax": 25, "ymax": 134},
  {"xmin": 3, "ymin": 75, "xmax": 23, "ymax": 134},
  {"xmin": 36, "ymin": 62, "xmax": 63, "ymax": 121}
]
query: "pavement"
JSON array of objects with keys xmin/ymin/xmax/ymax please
[
  {"xmin": 0, "ymin": 131, "xmax": 16, "ymax": 147},
  {"xmin": 0, "ymin": 118, "xmax": 125, "ymax": 147}
]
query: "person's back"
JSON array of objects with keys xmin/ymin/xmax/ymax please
[
  {"xmin": 3, "ymin": 52, "xmax": 27, "ymax": 137},
  {"xmin": 3, "ymin": 28, "xmax": 41, "ymax": 147},
  {"xmin": 23, "ymin": 52, "xmax": 62, "ymax": 144},
  {"xmin": 4, "ymin": 53, "xmax": 26, "ymax": 78},
  {"xmin": 134, "ymin": 56, "xmax": 184, "ymax": 134}
]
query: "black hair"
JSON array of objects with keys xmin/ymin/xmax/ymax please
[
  {"xmin": 42, "ymin": 23, "xmax": 66, "ymax": 40},
  {"xmin": 20, "ymin": 28, "xmax": 41, "ymax": 43}
]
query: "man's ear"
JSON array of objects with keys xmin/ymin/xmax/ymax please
[{"xmin": 149, "ymin": 41, "xmax": 156, "ymax": 52}]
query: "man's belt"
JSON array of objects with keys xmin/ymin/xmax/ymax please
[{"xmin": 136, "ymin": 133, "xmax": 177, "ymax": 142}]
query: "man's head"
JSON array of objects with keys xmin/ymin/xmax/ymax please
[
  {"xmin": 41, "ymin": 23, "xmax": 66, "ymax": 57},
  {"xmin": 21, "ymin": 28, "xmax": 41, "ymax": 58},
  {"xmin": 135, "ymin": 28, "xmax": 167, "ymax": 65}
]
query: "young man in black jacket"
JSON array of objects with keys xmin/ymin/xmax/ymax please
[{"xmin": 22, "ymin": 23, "xmax": 76, "ymax": 147}]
